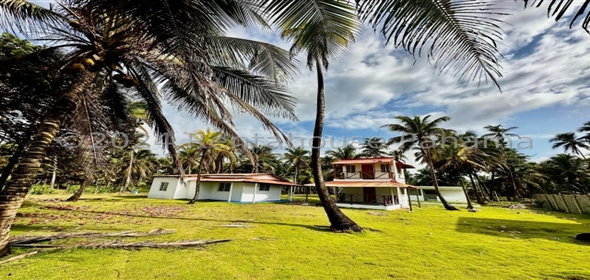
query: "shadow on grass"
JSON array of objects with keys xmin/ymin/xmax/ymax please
[{"xmin": 456, "ymin": 217, "xmax": 590, "ymax": 245}]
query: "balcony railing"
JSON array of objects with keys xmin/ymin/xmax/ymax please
[{"xmin": 335, "ymin": 171, "xmax": 394, "ymax": 180}]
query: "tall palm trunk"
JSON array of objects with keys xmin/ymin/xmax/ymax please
[
  {"xmin": 188, "ymin": 148, "xmax": 207, "ymax": 204},
  {"xmin": 121, "ymin": 150, "xmax": 134, "ymax": 193},
  {"xmin": 50, "ymin": 155, "xmax": 58, "ymax": 189},
  {"xmin": 311, "ymin": 58, "xmax": 361, "ymax": 232},
  {"xmin": 66, "ymin": 178, "xmax": 88, "ymax": 202},
  {"xmin": 0, "ymin": 145, "xmax": 24, "ymax": 191},
  {"xmin": 0, "ymin": 73, "xmax": 92, "ymax": 257},
  {"xmin": 422, "ymin": 149, "xmax": 458, "ymax": 210},
  {"xmin": 458, "ymin": 178, "xmax": 474, "ymax": 210}
]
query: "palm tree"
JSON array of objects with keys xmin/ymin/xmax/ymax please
[
  {"xmin": 435, "ymin": 138, "xmax": 490, "ymax": 209},
  {"xmin": 284, "ymin": 147, "xmax": 310, "ymax": 202},
  {"xmin": 0, "ymin": 1, "xmax": 299, "ymax": 256},
  {"xmin": 185, "ymin": 129, "xmax": 232, "ymax": 204},
  {"xmin": 579, "ymin": 121, "xmax": 590, "ymax": 142},
  {"xmin": 360, "ymin": 137, "xmax": 388, "ymax": 158},
  {"xmin": 382, "ymin": 115, "xmax": 458, "ymax": 210},
  {"xmin": 284, "ymin": 147, "xmax": 310, "ymax": 185},
  {"xmin": 483, "ymin": 125, "xmax": 520, "ymax": 147},
  {"xmin": 264, "ymin": 0, "xmax": 362, "ymax": 231},
  {"xmin": 326, "ymin": 144, "xmax": 359, "ymax": 161},
  {"xmin": 178, "ymin": 145, "xmax": 201, "ymax": 175},
  {"xmin": 538, "ymin": 154, "xmax": 590, "ymax": 194},
  {"xmin": 550, "ymin": 132, "xmax": 588, "ymax": 159}
]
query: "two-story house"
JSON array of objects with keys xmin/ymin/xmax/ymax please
[{"xmin": 326, "ymin": 157, "xmax": 418, "ymax": 210}]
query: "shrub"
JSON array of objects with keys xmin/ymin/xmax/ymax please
[{"xmin": 29, "ymin": 185, "xmax": 56, "ymax": 195}]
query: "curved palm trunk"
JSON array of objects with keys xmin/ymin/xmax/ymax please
[
  {"xmin": 489, "ymin": 170, "xmax": 498, "ymax": 201},
  {"xmin": 0, "ymin": 145, "xmax": 24, "ymax": 191},
  {"xmin": 188, "ymin": 148, "xmax": 207, "ymax": 204},
  {"xmin": 458, "ymin": 178, "xmax": 474, "ymax": 209},
  {"xmin": 66, "ymin": 178, "xmax": 88, "ymax": 202},
  {"xmin": 468, "ymin": 169, "xmax": 486, "ymax": 205},
  {"xmin": 423, "ymin": 150, "xmax": 458, "ymax": 211},
  {"xmin": 0, "ymin": 73, "xmax": 92, "ymax": 257},
  {"xmin": 121, "ymin": 150, "xmax": 134, "ymax": 193},
  {"xmin": 311, "ymin": 58, "xmax": 361, "ymax": 232}
]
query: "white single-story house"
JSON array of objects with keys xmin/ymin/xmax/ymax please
[
  {"xmin": 416, "ymin": 186, "xmax": 467, "ymax": 203},
  {"xmin": 148, "ymin": 173, "xmax": 298, "ymax": 203}
]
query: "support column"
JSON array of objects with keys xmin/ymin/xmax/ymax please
[
  {"xmin": 253, "ymin": 183, "xmax": 258, "ymax": 204},
  {"xmin": 415, "ymin": 188, "xmax": 421, "ymax": 209},
  {"xmin": 227, "ymin": 183, "xmax": 233, "ymax": 202},
  {"xmin": 407, "ymin": 189, "xmax": 413, "ymax": 212}
]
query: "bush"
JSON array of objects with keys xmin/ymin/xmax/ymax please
[{"xmin": 29, "ymin": 185, "xmax": 56, "ymax": 195}]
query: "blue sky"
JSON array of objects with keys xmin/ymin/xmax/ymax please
[
  {"xmin": 163, "ymin": 3, "xmax": 589, "ymax": 167},
  {"xmin": 29, "ymin": 1, "xmax": 590, "ymax": 165}
]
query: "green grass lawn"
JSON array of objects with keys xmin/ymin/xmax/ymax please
[{"xmin": 1, "ymin": 194, "xmax": 589, "ymax": 280}]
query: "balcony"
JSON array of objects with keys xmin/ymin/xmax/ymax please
[{"xmin": 335, "ymin": 171, "xmax": 394, "ymax": 180}]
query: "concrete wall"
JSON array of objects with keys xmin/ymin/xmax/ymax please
[
  {"xmin": 148, "ymin": 177, "xmax": 179, "ymax": 199},
  {"xmin": 417, "ymin": 186, "xmax": 467, "ymax": 203},
  {"xmin": 535, "ymin": 194, "xmax": 590, "ymax": 214}
]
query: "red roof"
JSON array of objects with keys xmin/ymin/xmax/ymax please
[{"xmin": 159, "ymin": 173, "xmax": 300, "ymax": 186}]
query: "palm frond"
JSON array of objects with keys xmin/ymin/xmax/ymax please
[
  {"xmin": 211, "ymin": 66, "xmax": 297, "ymax": 120},
  {"xmin": 207, "ymin": 36, "xmax": 299, "ymax": 84},
  {"xmin": 262, "ymin": 0, "xmax": 361, "ymax": 69},
  {"xmin": 358, "ymin": 0, "xmax": 506, "ymax": 89},
  {"xmin": 126, "ymin": 64, "xmax": 183, "ymax": 176},
  {"xmin": 525, "ymin": 0, "xmax": 590, "ymax": 33},
  {"xmin": 0, "ymin": 0, "xmax": 62, "ymax": 33}
]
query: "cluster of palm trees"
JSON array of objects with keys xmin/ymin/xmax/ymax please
[
  {"xmin": 383, "ymin": 117, "xmax": 590, "ymax": 210},
  {"xmin": 0, "ymin": 0, "xmax": 588, "ymax": 256}
]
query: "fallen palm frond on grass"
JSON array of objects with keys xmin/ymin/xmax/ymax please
[
  {"xmin": 2, "ymin": 229, "xmax": 229, "ymax": 263},
  {"xmin": 9, "ymin": 228, "xmax": 176, "ymax": 245},
  {"xmin": 11, "ymin": 239, "xmax": 231, "ymax": 249},
  {"xmin": 0, "ymin": 251, "xmax": 39, "ymax": 265}
]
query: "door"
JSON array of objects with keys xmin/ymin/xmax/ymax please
[
  {"xmin": 361, "ymin": 164, "xmax": 374, "ymax": 179},
  {"xmin": 363, "ymin": 187, "xmax": 377, "ymax": 204}
]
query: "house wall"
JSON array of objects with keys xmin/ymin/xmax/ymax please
[
  {"xmin": 440, "ymin": 189, "xmax": 467, "ymax": 203},
  {"xmin": 339, "ymin": 187, "xmax": 364, "ymax": 203},
  {"xmin": 148, "ymin": 177, "xmax": 179, "ymax": 199},
  {"xmin": 375, "ymin": 187, "xmax": 392, "ymax": 205},
  {"xmin": 231, "ymin": 183, "xmax": 244, "ymax": 201},
  {"xmin": 150, "ymin": 176, "xmax": 285, "ymax": 202},
  {"xmin": 416, "ymin": 186, "xmax": 467, "ymax": 203}
]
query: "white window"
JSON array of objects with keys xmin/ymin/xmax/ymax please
[
  {"xmin": 259, "ymin": 183, "xmax": 270, "ymax": 191},
  {"xmin": 159, "ymin": 182, "xmax": 169, "ymax": 191},
  {"xmin": 346, "ymin": 165, "xmax": 356, "ymax": 173},
  {"xmin": 380, "ymin": 164, "xmax": 390, "ymax": 173},
  {"xmin": 218, "ymin": 182, "xmax": 231, "ymax": 192}
]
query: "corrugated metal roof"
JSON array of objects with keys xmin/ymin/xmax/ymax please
[{"xmin": 178, "ymin": 173, "xmax": 299, "ymax": 186}]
